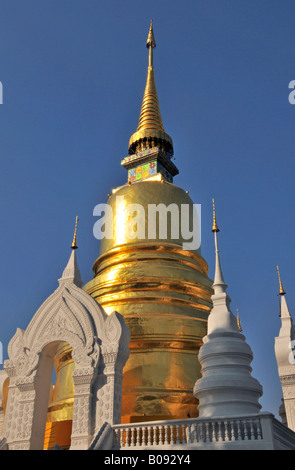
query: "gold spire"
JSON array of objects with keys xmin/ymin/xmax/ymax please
[
  {"xmin": 212, "ymin": 198, "xmax": 220, "ymax": 232},
  {"xmin": 146, "ymin": 19, "xmax": 156, "ymax": 66},
  {"xmin": 237, "ymin": 308, "xmax": 242, "ymax": 332},
  {"xmin": 136, "ymin": 21, "xmax": 163, "ymax": 133},
  {"xmin": 128, "ymin": 21, "xmax": 173, "ymax": 156},
  {"xmin": 71, "ymin": 216, "xmax": 79, "ymax": 250},
  {"xmin": 276, "ymin": 265, "xmax": 286, "ymax": 295}
]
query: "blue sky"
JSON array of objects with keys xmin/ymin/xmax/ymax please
[{"xmin": 1, "ymin": 0, "xmax": 295, "ymax": 419}]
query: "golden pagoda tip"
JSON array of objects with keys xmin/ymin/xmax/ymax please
[
  {"xmin": 146, "ymin": 19, "xmax": 156, "ymax": 49},
  {"xmin": 212, "ymin": 198, "xmax": 220, "ymax": 232},
  {"xmin": 276, "ymin": 265, "xmax": 286, "ymax": 295},
  {"xmin": 71, "ymin": 215, "xmax": 79, "ymax": 250},
  {"xmin": 237, "ymin": 308, "xmax": 242, "ymax": 332}
]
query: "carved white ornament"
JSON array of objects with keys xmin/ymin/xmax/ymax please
[{"xmin": 2, "ymin": 251, "xmax": 130, "ymax": 450}]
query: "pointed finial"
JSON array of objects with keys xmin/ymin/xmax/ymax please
[
  {"xmin": 146, "ymin": 19, "xmax": 156, "ymax": 49},
  {"xmin": 237, "ymin": 308, "xmax": 242, "ymax": 332},
  {"xmin": 212, "ymin": 198, "xmax": 226, "ymax": 288},
  {"xmin": 71, "ymin": 216, "xmax": 79, "ymax": 250},
  {"xmin": 212, "ymin": 198, "xmax": 220, "ymax": 232},
  {"xmin": 276, "ymin": 265, "xmax": 286, "ymax": 295},
  {"xmin": 146, "ymin": 20, "xmax": 156, "ymax": 68},
  {"xmin": 128, "ymin": 20, "xmax": 174, "ymax": 156}
]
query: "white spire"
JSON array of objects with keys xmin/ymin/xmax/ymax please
[
  {"xmin": 208, "ymin": 199, "xmax": 238, "ymax": 334},
  {"xmin": 213, "ymin": 230, "xmax": 227, "ymax": 291},
  {"xmin": 193, "ymin": 200, "xmax": 263, "ymax": 418},
  {"xmin": 276, "ymin": 268, "xmax": 294, "ymax": 338},
  {"xmin": 281, "ymin": 294, "xmax": 292, "ymax": 320},
  {"xmin": 59, "ymin": 249, "xmax": 83, "ymax": 287},
  {"xmin": 275, "ymin": 269, "xmax": 295, "ymax": 431},
  {"xmin": 58, "ymin": 217, "xmax": 83, "ymax": 287},
  {"xmin": 212, "ymin": 198, "xmax": 227, "ymax": 291},
  {"xmin": 278, "ymin": 294, "xmax": 294, "ymax": 340}
]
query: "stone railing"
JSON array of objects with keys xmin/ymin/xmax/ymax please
[
  {"xmin": 112, "ymin": 413, "xmax": 295, "ymax": 450},
  {"xmin": 113, "ymin": 415, "xmax": 263, "ymax": 449}
]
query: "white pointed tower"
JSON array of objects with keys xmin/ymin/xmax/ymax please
[
  {"xmin": 58, "ymin": 216, "xmax": 83, "ymax": 287},
  {"xmin": 2, "ymin": 216, "xmax": 130, "ymax": 450},
  {"xmin": 193, "ymin": 200, "xmax": 263, "ymax": 417},
  {"xmin": 274, "ymin": 267, "xmax": 295, "ymax": 431}
]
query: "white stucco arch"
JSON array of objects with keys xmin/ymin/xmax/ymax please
[{"xmin": 2, "ymin": 250, "xmax": 130, "ymax": 450}]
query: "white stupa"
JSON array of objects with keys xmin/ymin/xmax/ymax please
[{"xmin": 194, "ymin": 199, "xmax": 263, "ymax": 418}]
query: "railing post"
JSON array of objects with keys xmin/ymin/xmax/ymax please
[
  {"xmin": 249, "ymin": 420, "xmax": 255, "ymax": 440},
  {"xmin": 199, "ymin": 422, "xmax": 204, "ymax": 442},
  {"xmin": 259, "ymin": 413, "xmax": 275, "ymax": 447},
  {"xmin": 164, "ymin": 425, "xmax": 169, "ymax": 445},
  {"xmin": 224, "ymin": 420, "xmax": 229, "ymax": 441},
  {"xmin": 147, "ymin": 426, "xmax": 152, "ymax": 446},
  {"xmin": 243, "ymin": 419, "xmax": 249, "ymax": 440},
  {"xmin": 159, "ymin": 425, "xmax": 164, "ymax": 445},
  {"xmin": 256, "ymin": 418, "xmax": 262, "ymax": 440},
  {"xmin": 120, "ymin": 427, "xmax": 124, "ymax": 448},
  {"xmin": 175, "ymin": 424, "xmax": 180, "ymax": 444}
]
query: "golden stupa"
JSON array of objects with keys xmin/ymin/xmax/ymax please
[
  {"xmin": 85, "ymin": 21, "xmax": 213, "ymax": 423},
  {"xmin": 44, "ymin": 22, "xmax": 213, "ymax": 448}
]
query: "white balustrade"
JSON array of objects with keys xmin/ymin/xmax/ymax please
[{"xmin": 113, "ymin": 415, "xmax": 264, "ymax": 449}]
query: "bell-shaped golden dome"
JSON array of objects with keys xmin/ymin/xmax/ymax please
[
  {"xmin": 83, "ymin": 22, "xmax": 213, "ymax": 424},
  {"xmin": 98, "ymin": 179, "xmax": 201, "ymax": 257},
  {"xmin": 85, "ymin": 180, "xmax": 213, "ymax": 423}
]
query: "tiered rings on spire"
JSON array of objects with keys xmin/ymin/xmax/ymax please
[
  {"xmin": 277, "ymin": 265, "xmax": 286, "ymax": 296},
  {"xmin": 128, "ymin": 21, "xmax": 173, "ymax": 156}
]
